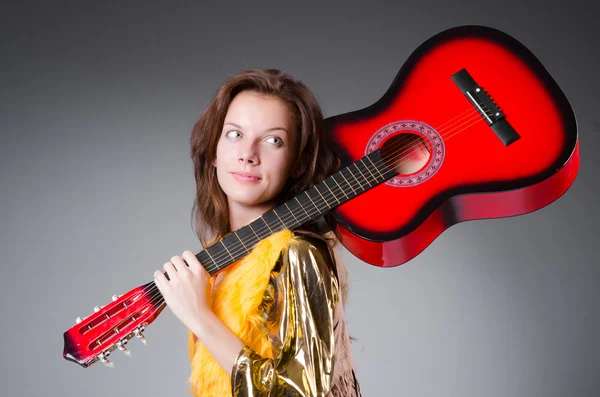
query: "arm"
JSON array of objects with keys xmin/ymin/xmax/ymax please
[{"xmin": 231, "ymin": 235, "xmax": 340, "ymax": 396}]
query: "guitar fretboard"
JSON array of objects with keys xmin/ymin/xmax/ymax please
[{"xmin": 195, "ymin": 149, "xmax": 396, "ymax": 275}]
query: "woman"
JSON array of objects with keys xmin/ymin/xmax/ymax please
[{"xmin": 153, "ymin": 69, "xmax": 361, "ymax": 397}]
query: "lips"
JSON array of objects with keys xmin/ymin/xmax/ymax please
[{"xmin": 231, "ymin": 172, "xmax": 261, "ymax": 182}]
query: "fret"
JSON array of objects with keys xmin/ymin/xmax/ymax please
[
  {"xmin": 352, "ymin": 159, "xmax": 370, "ymax": 186},
  {"xmin": 284, "ymin": 202, "xmax": 301, "ymax": 225},
  {"xmin": 295, "ymin": 196, "xmax": 311, "ymax": 218},
  {"xmin": 260, "ymin": 216, "xmax": 273, "ymax": 234},
  {"xmin": 287, "ymin": 199, "xmax": 310, "ymax": 226},
  {"xmin": 365, "ymin": 154, "xmax": 385, "ymax": 181},
  {"xmin": 298, "ymin": 191, "xmax": 318, "ymax": 217},
  {"xmin": 205, "ymin": 242, "xmax": 227, "ymax": 273},
  {"xmin": 338, "ymin": 167, "xmax": 357, "ymax": 195},
  {"xmin": 355, "ymin": 158, "xmax": 377, "ymax": 188},
  {"xmin": 246, "ymin": 215, "xmax": 273, "ymax": 245},
  {"xmin": 272, "ymin": 207, "xmax": 289, "ymax": 229},
  {"xmin": 359, "ymin": 158, "xmax": 378, "ymax": 185},
  {"xmin": 218, "ymin": 233, "xmax": 247, "ymax": 265},
  {"xmin": 329, "ymin": 173, "xmax": 349, "ymax": 200},
  {"xmin": 247, "ymin": 222, "xmax": 261, "ymax": 241},
  {"xmin": 322, "ymin": 178, "xmax": 340, "ymax": 205},
  {"xmin": 310, "ymin": 186, "xmax": 329, "ymax": 213},
  {"xmin": 233, "ymin": 231, "xmax": 249, "ymax": 253},
  {"xmin": 261, "ymin": 211, "xmax": 284, "ymax": 234},
  {"xmin": 314, "ymin": 182, "xmax": 335, "ymax": 208},
  {"xmin": 304, "ymin": 189, "xmax": 321, "ymax": 216},
  {"xmin": 236, "ymin": 226, "xmax": 258, "ymax": 250},
  {"xmin": 203, "ymin": 247, "xmax": 219, "ymax": 272},
  {"xmin": 348, "ymin": 163, "xmax": 367, "ymax": 191},
  {"xmin": 197, "ymin": 250, "xmax": 219, "ymax": 275},
  {"xmin": 220, "ymin": 240, "xmax": 235, "ymax": 262}
]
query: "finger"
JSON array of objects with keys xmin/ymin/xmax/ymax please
[
  {"xmin": 172, "ymin": 255, "xmax": 191, "ymax": 273},
  {"xmin": 153, "ymin": 270, "xmax": 169, "ymax": 292},
  {"xmin": 163, "ymin": 261, "xmax": 177, "ymax": 280},
  {"xmin": 181, "ymin": 250, "xmax": 201, "ymax": 273}
]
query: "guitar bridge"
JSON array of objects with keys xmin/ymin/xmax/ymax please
[{"xmin": 451, "ymin": 68, "xmax": 520, "ymax": 146}]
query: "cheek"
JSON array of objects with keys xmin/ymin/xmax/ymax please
[
  {"xmin": 214, "ymin": 141, "xmax": 231, "ymax": 168},
  {"xmin": 269, "ymin": 157, "xmax": 294, "ymax": 184},
  {"xmin": 213, "ymin": 147, "xmax": 230, "ymax": 182}
]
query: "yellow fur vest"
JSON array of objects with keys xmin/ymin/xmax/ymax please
[{"xmin": 187, "ymin": 229, "xmax": 295, "ymax": 397}]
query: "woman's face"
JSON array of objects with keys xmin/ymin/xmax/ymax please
[{"xmin": 214, "ymin": 90, "xmax": 298, "ymax": 213}]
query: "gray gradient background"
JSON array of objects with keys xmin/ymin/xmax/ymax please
[{"xmin": 2, "ymin": 0, "xmax": 599, "ymax": 396}]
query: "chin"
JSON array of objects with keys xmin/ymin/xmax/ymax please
[{"xmin": 228, "ymin": 193, "xmax": 266, "ymax": 206}]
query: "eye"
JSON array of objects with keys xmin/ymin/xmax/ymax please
[
  {"xmin": 266, "ymin": 136, "xmax": 284, "ymax": 146},
  {"xmin": 226, "ymin": 130, "xmax": 242, "ymax": 139}
]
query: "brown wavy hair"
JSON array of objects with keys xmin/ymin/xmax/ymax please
[{"xmin": 190, "ymin": 69, "xmax": 339, "ymax": 248}]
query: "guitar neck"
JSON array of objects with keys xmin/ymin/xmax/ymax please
[{"xmin": 196, "ymin": 149, "xmax": 396, "ymax": 275}]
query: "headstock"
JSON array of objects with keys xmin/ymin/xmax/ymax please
[{"xmin": 63, "ymin": 281, "xmax": 165, "ymax": 368}]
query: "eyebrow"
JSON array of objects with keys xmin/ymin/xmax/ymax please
[{"xmin": 223, "ymin": 122, "xmax": 288, "ymax": 133}]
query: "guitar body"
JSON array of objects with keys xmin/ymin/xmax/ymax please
[{"xmin": 325, "ymin": 25, "xmax": 579, "ymax": 267}]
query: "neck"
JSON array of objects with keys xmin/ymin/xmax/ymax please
[{"xmin": 228, "ymin": 199, "xmax": 275, "ymax": 232}]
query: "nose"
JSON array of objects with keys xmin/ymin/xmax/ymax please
[{"xmin": 238, "ymin": 141, "xmax": 259, "ymax": 165}]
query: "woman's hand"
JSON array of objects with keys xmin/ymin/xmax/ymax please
[
  {"xmin": 153, "ymin": 250, "xmax": 212, "ymax": 332},
  {"xmin": 154, "ymin": 251, "xmax": 245, "ymax": 371}
]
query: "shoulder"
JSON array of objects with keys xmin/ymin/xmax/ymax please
[
  {"xmin": 292, "ymin": 229, "xmax": 329, "ymax": 246},
  {"xmin": 287, "ymin": 229, "xmax": 334, "ymax": 261},
  {"xmin": 280, "ymin": 229, "xmax": 339, "ymax": 282}
]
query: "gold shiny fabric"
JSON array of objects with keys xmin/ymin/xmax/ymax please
[{"xmin": 231, "ymin": 231, "xmax": 340, "ymax": 396}]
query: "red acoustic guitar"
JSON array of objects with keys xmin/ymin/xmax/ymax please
[{"xmin": 63, "ymin": 25, "xmax": 579, "ymax": 368}]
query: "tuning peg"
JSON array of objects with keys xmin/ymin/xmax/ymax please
[
  {"xmin": 134, "ymin": 328, "xmax": 148, "ymax": 345},
  {"xmin": 116, "ymin": 340, "xmax": 131, "ymax": 356},
  {"xmin": 138, "ymin": 332, "xmax": 148, "ymax": 345},
  {"xmin": 94, "ymin": 305, "xmax": 101, "ymax": 312},
  {"xmin": 76, "ymin": 317, "xmax": 82, "ymax": 324},
  {"xmin": 112, "ymin": 295, "xmax": 118, "ymax": 301},
  {"xmin": 99, "ymin": 352, "xmax": 114, "ymax": 368}
]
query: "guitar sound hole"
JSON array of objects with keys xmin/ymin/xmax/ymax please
[{"xmin": 380, "ymin": 133, "xmax": 431, "ymax": 175}]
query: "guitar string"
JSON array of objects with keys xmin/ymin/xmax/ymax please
[
  {"xmin": 176, "ymin": 108, "xmax": 486, "ymax": 272},
  {"xmin": 142, "ymin": 111, "xmax": 488, "ymax": 306},
  {"xmin": 143, "ymin": 109, "xmax": 484, "ymax": 288},
  {"xmin": 178, "ymin": 108, "xmax": 485, "ymax": 274},
  {"xmin": 137, "ymin": 108, "xmax": 490, "ymax": 309},
  {"xmin": 94, "ymin": 108, "xmax": 490, "ymax": 348}
]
